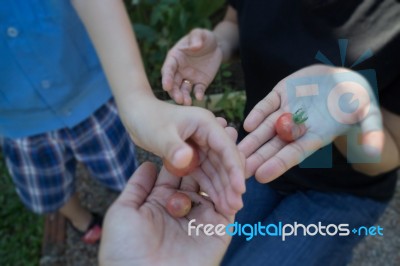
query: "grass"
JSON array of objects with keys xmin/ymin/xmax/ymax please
[{"xmin": 0, "ymin": 152, "xmax": 44, "ymax": 266}]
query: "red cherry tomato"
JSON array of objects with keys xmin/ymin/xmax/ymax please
[
  {"xmin": 166, "ymin": 192, "xmax": 192, "ymax": 218},
  {"xmin": 163, "ymin": 141, "xmax": 200, "ymax": 177},
  {"xmin": 275, "ymin": 108, "xmax": 308, "ymax": 142}
]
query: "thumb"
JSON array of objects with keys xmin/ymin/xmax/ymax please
[
  {"xmin": 358, "ymin": 104, "xmax": 383, "ymax": 156},
  {"xmin": 159, "ymin": 131, "xmax": 194, "ymax": 169},
  {"xmin": 182, "ymin": 29, "xmax": 204, "ymax": 54},
  {"xmin": 117, "ymin": 162, "xmax": 158, "ymax": 208},
  {"xmin": 361, "ymin": 130, "xmax": 384, "ymax": 157},
  {"xmin": 346, "ymin": 125, "xmax": 383, "ymax": 164}
]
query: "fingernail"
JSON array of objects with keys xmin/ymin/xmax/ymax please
[{"xmin": 172, "ymin": 147, "xmax": 192, "ymax": 168}]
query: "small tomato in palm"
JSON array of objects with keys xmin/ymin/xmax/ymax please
[
  {"xmin": 166, "ymin": 192, "xmax": 192, "ymax": 218},
  {"xmin": 275, "ymin": 108, "xmax": 308, "ymax": 142}
]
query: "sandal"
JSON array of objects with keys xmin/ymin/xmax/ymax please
[{"xmin": 69, "ymin": 212, "xmax": 103, "ymax": 244}]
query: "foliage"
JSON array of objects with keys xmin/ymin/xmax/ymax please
[
  {"xmin": 125, "ymin": 0, "xmax": 246, "ymax": 122},
  {"xmin": 215, "ymin": 89, "xmax": 246, "ymax": 123},
  {"xmin": 124, "ymin": 0, "xmax": 226, "ymax": 98},
  {"xmin": 198, "ymin": 63, "xmax": 244, "ymax": 123},
  {"xmin": 0, "ymin": 152, "xmax": 44, "ymax": 266}
]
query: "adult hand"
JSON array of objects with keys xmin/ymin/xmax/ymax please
[
  {"xmin": 119, "ymin": 97, "xmax": 245, "ymax": 215},
  {"xmin": 238, "ymin": 64, "xmax": 383, "ymax": 182},
  {"xmin": 99, "ymin": 162, "xmax": 234, "ymax": 266},
  {"xmin": 161, "ymin": 29, "xmax": 223, "ymax": 105}
]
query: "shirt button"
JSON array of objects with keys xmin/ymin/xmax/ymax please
[
  {"xmin": 7, "ymin": 27, "xmax": 19, "ymax": 38},
  {"xmin": 41, "ymin": 80, "xmax": 51, "ymax": 89}
]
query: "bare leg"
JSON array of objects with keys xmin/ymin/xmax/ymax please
[{"xmin": 59, "ymin": 193, "xmax": 92, "ymax": 232}]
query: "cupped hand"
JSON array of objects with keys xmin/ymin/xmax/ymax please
[
  {"xmin": 99, "ymin": 162, "xmax": 234, "ymax": 266},
  {"xmin": 175, "ymin": 117, "xmax": 245, "ymax": 216},
  {"xmin": 238, "ymin": 64, "xmax": 383, "ymax": 182},
  {"xmin": 161, "ymin": 28, "xmax": 223, "ymax": 105},
  {"xmin": 120, "ymin": 97, "xmax": 245, "ymax": 215}
]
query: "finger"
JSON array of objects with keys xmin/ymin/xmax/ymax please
[
  {"xmin": 170, "ymin": 86, "xmax": 183, "ymax": 105},
  {"xmin": 359, "ymin": 106, "xmax": 384, "ymax": 156},
  {"xmin": 155, "ymin": 166, "xmax": 182, "ymax": 189},
  {"xmin": 218, "ymin": 128, "xmax": 244, "ymax": 209},
  {"xmin": 206, "ymin": 149, "xmax": 239, "ymax": 215},
  {"xmin": 224, "ymin": 126, "xmax": 238, "ymax": 143},
  {"xmin": 161, "ymin": 55, "xmax": 179, "ymax": 92},
  {"xmin": 206, "ymin": 127, "xmax": 244, "ymax": 213},
  {"xmin": 180, "ymin": 176, "xmax": 200, "ymax": 192},
  {"xmin": 189, "ymin": 113, "xmax": 245, "ymax": 210},
  {"xmin": 245, "ymin": 135, "xmax": 286, "ymax": 178},
  {"xmin": 117, "ymin": 162, "xmax": 158, "ymax": 208},
  {"xmin": 208, "ymin": 126, "xmax": 246, "ymax": 194},
  {"xmin": 193, "ymin": 83, "xmax": 207, "ymax": 101},
  {"xmin": 185, "ymin": 29, "xmax": 219, "ymax": 57},
  {"xmin": 191, "ymin": 169, "xmax": 218, "ymax": 203},
  {"xmin": 361, "ymin": 130, "xmax": 384, "ymax": 156},
  {"xmin": 184, "ymin": 191, "xmax": 234, "ymax": 225},
  {"xmin": 157, "ymin": 129, "xmax": 194, "ymax": 169},
  {"xmin": 254, "ymin": 133, "xmax": 323, "ymax": 183},
  {"xmin": 216, "ymin": 117, "xmax": 228, "ymax": 127},
  {"xmin": 196, "ymin": 157, "xmax": 225, "ymax": 211},
  {"xmin": 181, "ymin": 80, "xmax": 193, "ymax": 106},
  {"xmin": 243, "ymin": 90, "xmax": 281, "ymax": 132},
  {"xmin": 181, "ymin": 29, "xmax": 209, "ymax": 53},
  {"xmin": 171, "ymin": 74, "xmax": 184, "ymax": 104},
  {"xmin": 185, "ymin": 191, "xmax": 235, "ymax": 226},
  {"xmin": 225, "ymin": 184, "xmax": 243, "ymax": 214},
  {"xmin": 238, "ymin": 110, "xmax": 282, "ymax": 158},
  {"xmin": 184, "ymin": 29, "xmax": 204, "ymax": 52},
  {"xmin": 239, "ymin": 152, "xmax": 249, "ymax": 179}
]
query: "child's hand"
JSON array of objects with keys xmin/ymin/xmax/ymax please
[
  {"xmin": 172, "ymin": 117, "xmax": 245, "ymax": 215},
  {"xmin": 120, "ymin": 97, "xmax": 245, "ymax": 215},
  {"xmin": 239, "ymin": 64, "xmax": 383, "ymax": 182},
  {"xmin": 161, "ymin": 29, "xmax": 223, "ymax": 105}
]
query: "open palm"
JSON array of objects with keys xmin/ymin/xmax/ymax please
[
  {"xmin": 162, "ymin": 29, "xmax": 223, "ymax": 105},
  {"xmin": 99, "ymin": 162, "xmax": 233, "ymax": 266},
  {"xmin": 238, "ymin": 65, "xmax": 383, "ymax": 182}
]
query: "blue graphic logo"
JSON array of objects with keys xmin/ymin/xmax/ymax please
[
  {"xmin": 285, "ymin": 39, "xmax": 381, "ymax": 168},
  {"xmin": 187, "ymin": 219, "xmax": 384, "ymax": 241}
]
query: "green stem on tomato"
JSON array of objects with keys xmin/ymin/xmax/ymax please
[{"xmin": 293, "ymin": 108, "xmax": 308, "ymax": 124}]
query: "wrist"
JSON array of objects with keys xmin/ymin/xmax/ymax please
[
  {"xmin": 215, "ymin": 37, "xmax": 232, "ymax": 63},
  {"xmin": 113, "ymin": 84, "xmax": 155, "ymax": 108},
  {"xmin": 213, "ymin": 24, "xmax": 239, "ymax": 63},
  {"xmin": 112, "ymin": 90, "xmax": 160, "ymax": 134}
]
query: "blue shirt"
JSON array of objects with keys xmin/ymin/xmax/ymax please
[{"xmin": 0, "ymin": 0, "xmax": 112, "ymax": 138}]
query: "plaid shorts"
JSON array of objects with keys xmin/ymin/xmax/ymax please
[{"xmin": 1, "ymin": 100, "xmax": 137, "ymax": 214}]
